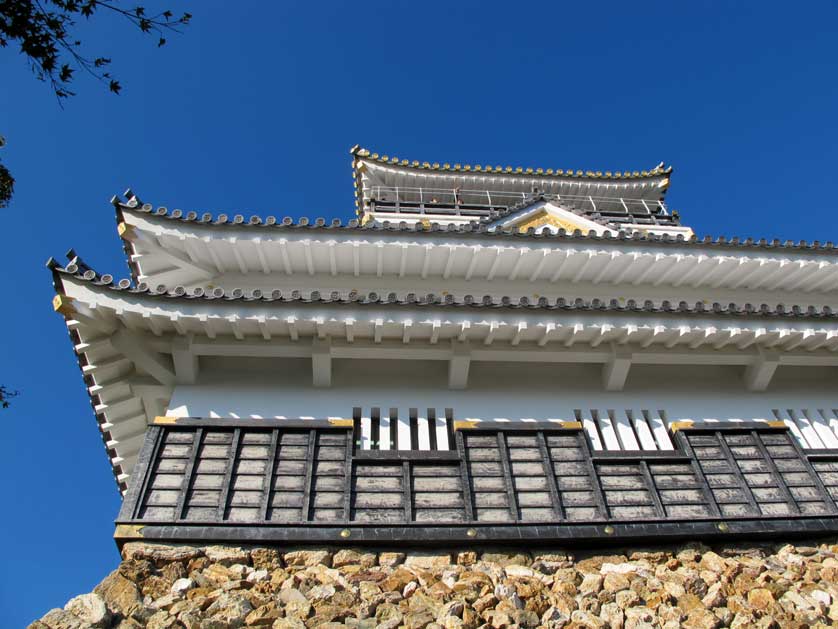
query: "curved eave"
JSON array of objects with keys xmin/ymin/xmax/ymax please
[
  {"xmin": 117, "ymin": 198, "xmax": 838, "ymax": 302},
  {"xmin": 50, "ymin": 262, "xmax": 147, "ymax": 495},
  {"xmin": 349, "ymin": 145, "xmax": 672, "ymax": 181},
  {"xmin": 52, "ymin": 260, "xmax": 838, "ymax": 324},
  {"xmin": 114, "ymin": 193, "xmax": 838, "ymax": 255},
  {"xmin": 49, "ymin": 256, "xmax": 838, "ymax": 489}
]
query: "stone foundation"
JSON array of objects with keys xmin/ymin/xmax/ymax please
[{"xmin": 28, "ymin": 540, "xmax": 838, "ymax": 628}]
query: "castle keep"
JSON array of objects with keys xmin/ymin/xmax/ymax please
[{"xmin": 50, "ymin": 147, "xmax": 838, "ymax": 547}]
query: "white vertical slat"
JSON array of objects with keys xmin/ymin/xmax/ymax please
[
  {"xmin": 379, "ymin": 416, "xmax": 391, "ymax": 451},
  {"xmin": 397, "ymin": 413, "xmax": 411, "ymax": 451},
  {"xmin": 826, "ymin": 409, "xmax": 838, "ymax": 442},
  {"xmin": 595, "ymin": 410, "xmax": 621, "ymax": 450},
  {"xmin": 648, "ymin": 411, "xmax": 674, "ymax": 450},
  {"xmin": 803, "ymin": 409, "xmax": 838, "ymax": 448},
  {"xmin": 610, "ymin": 410, "xmax": 639, "ymax": 450},
  {"xmin": 360, "ymin": 415, "xmax": 371, "ymax": 450},
  {"xmin": 790, "ymin": 409, "xmax": 825, "ymax": 449},
  {"xmin": 417, "ymin": 415, "xmax": 431, "ymax": 450},
  {"xmin": 772, "ymin": 410, "xmax": 808, "ymax": 448},
  {"xmin": 580, "ymin": 411, "xmax": 603, "ymax": 451},
  {"xmin": 631, "ymin": 411, "xmax": 658, "ymax": 451},
  {"xmin": 434, "ymin": 415, "xmax": 449, "ymax": 450}
]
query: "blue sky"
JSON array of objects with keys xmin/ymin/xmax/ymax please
[{"xmin": 1, "ymin": 0, "xmax": 837, "ymax": 623}]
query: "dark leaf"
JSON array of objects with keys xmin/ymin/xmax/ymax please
[
  {"xmin": 0, "ymin": 385, "xmax": 19, "ymax": 409},
  {"xmin": 0, "ymin": 0, "xmax": 192, "ymax": 101},
  {"xmin": 59, "ymin": 63, "xmax": 74, "ymax": 82},
  {"xmin": 0, "ymin": 159, "xmax": 15, "ymax": 209}
]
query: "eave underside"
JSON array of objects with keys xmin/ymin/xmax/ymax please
[
  {"xmin": 52, "ymin": 260, "xmax": 838, "ymax": 492},
  {"xmin": 115, "ymin": 203, "xmax": 838, "ymax": 303}
]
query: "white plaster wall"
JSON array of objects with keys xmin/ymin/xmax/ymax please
[{"xmin": 166, "ymin": 356, "xmax": 838, "ymax": 427}]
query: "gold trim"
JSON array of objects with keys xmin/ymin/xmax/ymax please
[
  {"xmin": 454, "ymin": 420, "xmax": 479, "ymax": 431},
  {"xmin": 766, "ymin": 421, "xmax": 787, "ymax": 428},
  {"xmin": 328, "ymin": 419, "xmax": 354, "ymax": 427},
  {"xmin": 153, "ymin": 416, "xmax": 179, "ymax": 425},
  {"xmin": 513, "ymin": 209, "xmax": 586, "ymax": 233},
  {"xmin": 114, "ymin": 524, "xmax": 145, "ymax": 539},
  {"xmin": 52, "ymin": 294, "xmax": 76, "ymax": 316},
  {"xmin": 669, "ymin": 421, "xmax": 694, "ymax": 433},
  {"xmin": 557, "ymin": 421, "xmax": 583, "ymax": 430},
  {"xmin": 117, "ymin": 222, "xmax": 134, "ymax": 238}
]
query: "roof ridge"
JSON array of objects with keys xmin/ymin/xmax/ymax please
[
  {"xmin": 112, "ymin": 191, "xmax": 838, "ymax": 254},
  {"xmin": 350, "ymin": 145, "xmax": 672, "ymax": 180},
  {"xmin": 52, "ymin": 259, "xmax": 838, "ymax": 319}
]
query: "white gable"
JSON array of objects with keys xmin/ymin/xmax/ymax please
[{"xmin": 492, "ymin": 200, "xmax": 610, "ymax": 235}]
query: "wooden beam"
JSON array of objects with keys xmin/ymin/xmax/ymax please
[
  {"xmin": 172, "ymin": 334, "xmax": 199, "ymax": 384},
  {"xmin": 165, "ymin": 335, "xmax": 838, "ymax": 370},
  {"xmin": 111, "ymin": 329, "xmax": 176, "ymax": 385},
  {"xmin": 603, "ymin": 344, "xmax": 632, "ymax": 391},
  {"xmin": 312, "ymin": 337, "xmax": 332, "ymax": 388},
  {"xmin": 53, "ymin": 295, "xmax": 115, "ymax": 332},
  {"xmin": 119, "ymin": 223, "xmax": 214, "ymax": 280},
  {"xmin": 744, "ymin": 348, "xmax": 780, "ymax": 392},
  {"xmin": 448, "ymin": 340, "xmax": 471, "ymax": 390}
]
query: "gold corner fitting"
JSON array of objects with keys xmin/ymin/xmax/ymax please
[
  {"xmin": 153, "ymin": 416, "xmax": 179, "ymax": 425},
  {"xmin": 328, "ymin": 418, "xmax": 354, "ymax": 427},
  {"xmin": 52, "ymin": 294, "xmax": 76, "ymax": 316},
  {"xmin": 117, "ymin": 222, "xmax": 136, "ymax": 239},
  {"xmin": 114, "ymin": 524, "xmax": 145, "ymax": 539},
  {"xmin": 454, "ymin": 420, "xmax": 479, "ymax": 431},
  {"xmin": 669, "ymin": 421, "xmax": 694, "ymax": 433},
  {"xmin": 558, "ymin": 421, "xmax": 584, "ymax": 430}
]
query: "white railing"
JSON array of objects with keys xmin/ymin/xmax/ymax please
[{"xmin": 367, "ymin": 185, "xmax": 669, "ymax": 217}]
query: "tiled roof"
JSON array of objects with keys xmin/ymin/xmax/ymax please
[
  {"xmin": 350, "ymin": 146, "xmax": 671, "ymax": 180},
  {"xmin": 474, "ymin": 193, "xmax": 681, "ymax": 228},
  {"xmin": 49, "ymin": 256, "xmax": 838, "ymax": 320},
  {"xmin": 114, "ymin": 192, "xmax": 838, "ymax": 255}
]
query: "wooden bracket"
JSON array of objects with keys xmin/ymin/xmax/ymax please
[
  {"xmin": 52, "ymin": 294, "xmax": 76, "ymax": 317},
  {"xmin": 117, "ymin": 222, "xmax": 135, "ymax": 239}
]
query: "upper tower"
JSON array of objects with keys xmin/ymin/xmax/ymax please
[{"xmin": 352, "ymin": 146, "xmax": 692, "ymax": 239}]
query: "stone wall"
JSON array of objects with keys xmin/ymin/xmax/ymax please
[{"xmin": 28, "ymin": 540, "xmax": 838, "ymax": 629}]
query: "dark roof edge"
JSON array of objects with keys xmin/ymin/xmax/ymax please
[
  {"xmin": 113, "ymin": 192, "xmax": 838, "ymax": 255},
  {"xmin": 51, "ymin": 258, "xmax": 838, "ymax": 321},
  {"xmin": 350, "ymin": 145, "xmax": 672, "ymax": 181},
  {"xmin": 49, "ymin": 257, "xmax": 127, "ymax": 494}
]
